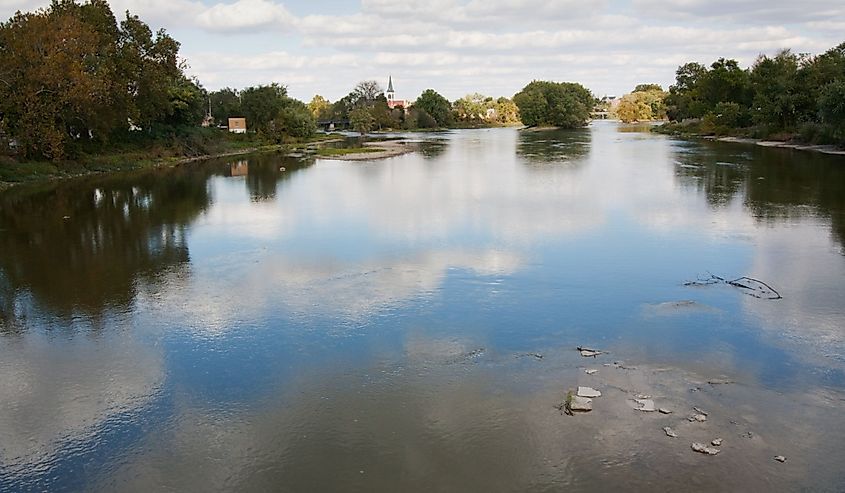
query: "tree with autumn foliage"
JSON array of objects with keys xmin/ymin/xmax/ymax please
[{"xmin": 0, "ymin": 0, "xmax": 204, "ymax": 160}]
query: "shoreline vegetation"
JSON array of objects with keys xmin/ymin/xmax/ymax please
[{"xmin": 0, "ymin": 133, "xmax": 344, "ymax": 191}]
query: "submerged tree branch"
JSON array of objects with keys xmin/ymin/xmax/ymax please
[{"xmin": 684, "ymin": 273, "xmax": 782, "ymax": 300}]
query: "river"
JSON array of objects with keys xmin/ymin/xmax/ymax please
[{"xmin": 1, "ymin": 122, "xmax": 844, "ymax": 491}]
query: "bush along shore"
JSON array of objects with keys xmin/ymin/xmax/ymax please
[
  {"xmin": 655, "ymin": 42, "xmax": 845, "ymax": 150},
  {"xmin": 0, "ymin": 129, "xmax": 344, "ymax": 190}
]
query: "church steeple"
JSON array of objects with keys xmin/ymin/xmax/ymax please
[{"xmin": 386, "ymin": 75, "xmax": 395, "ymax": 101}]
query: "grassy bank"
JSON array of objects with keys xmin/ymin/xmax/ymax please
[{"xmin": 0, "ymin": 129, "xmax": 344, "ymax": 189}]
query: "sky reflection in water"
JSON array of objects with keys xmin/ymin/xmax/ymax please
[{"xmin": 1, "ymin": 123, "xmax": 844, "ymax": 491}]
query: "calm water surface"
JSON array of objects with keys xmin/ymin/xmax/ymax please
[{"xmin": 1, "ymin": 123, "xmax": 845, "ymax": 491}]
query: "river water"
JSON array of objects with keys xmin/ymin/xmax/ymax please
[{"xmin": 1, "ymin": 122, "xmax": 844, "ymax": 491}]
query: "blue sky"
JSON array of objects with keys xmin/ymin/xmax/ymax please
[{"xmin": 2, "ymin": 0, "xmax": 843, "ymax": 102}]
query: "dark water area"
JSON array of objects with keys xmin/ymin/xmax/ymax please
[{"xmin": 1, "ymin": 123, "xmax": 844, "ymax": 491}]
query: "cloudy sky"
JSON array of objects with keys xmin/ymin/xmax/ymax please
[{"xmin": 2, "ymin": 0, "xmax": 843, "ymax": 101}]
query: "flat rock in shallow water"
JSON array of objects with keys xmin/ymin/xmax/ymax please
[
  {"xmin": 634, "ymin": 399, "xmax": 656, "ymax": 412},
  {"xmin": 688, "ymin": 414, "xmax": 707, "ymax": 422},
  {"xmin": 774, "ymin": 456, "xmax": 786, "ymax": 463},
  {"xmin": 663, "ymin": 426, "xmax": 678, "ymax": 438},
  {"xmin": 568, "ymin": 396, "xmax": 593, "ymax": 412},
  {"xmin": 577, "ymin": 386, "xmax": 602, "ymax": 398},
  {"xmin": 584, "ymin": 369, "xmax": 599, "ymax": 375},
  {"xmin": 711, "ymin": 438, "xmax": 723, "ymax": 446},
  {"xmin": 691, "ymin": 442, "xmax": 721, "ymax": 455},
  {"xmin": 659, "ymin": 408, "xmax": 672, "ymax": 414}
]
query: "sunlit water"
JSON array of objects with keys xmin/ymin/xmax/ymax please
[{"xmin": 1, "ymin": 123, "xmax": 844, "ymax": 491}]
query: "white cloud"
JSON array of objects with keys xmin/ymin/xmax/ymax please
[
  {"xmin": 0, "ymin": 336, "xmax": 163, "ymax": 472},
  {"xmin": 2, "ymin": 0, "xmax": 842, "ymax": 101},
  {"xmin": 195, "ymin": 0, "xmax": 294, "ymax": 32}
]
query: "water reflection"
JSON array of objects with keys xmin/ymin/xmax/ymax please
[
  {"xmin": 672, "ymin": 141, "xmax": 845, "ymax": 246},
  {"xmin": 229, "ymin": 160, "xmax": 249, "ymax": 177},
  {"xmin": 1, "ymin": 124, "xmax": 845, "ymax": 491},
  {"xmin": 0, "ymin": 334, "xmax": 163, "ymax": 490},
  {"xmin": 417, "ymin": 139, "xmax": 448, "ymax": 160},
  {"xmin": 0, "ymin": 168, "xmax": 209, "ymax": 323},
  {"xmin": 516, "ymin": 127, "xmax": 591, "ymax": 165},
  {"xmin": 244, "ymin": 153, "xmax": 313, "ymax": 201}
]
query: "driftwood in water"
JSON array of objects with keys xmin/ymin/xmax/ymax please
[{"xmin": 684, "ymin": 273, "xmax": 782, "ymax": 300}]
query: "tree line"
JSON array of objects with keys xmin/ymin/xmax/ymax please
[
  {"xmin": 209, "ymin": 84, "xmax": 315, "ymax": 141},
  {"xmin": 299, "ymin": 83, "xmax": 524, "ymax": 133},
  {"xmin": 663, "ymin": 42, "xmax": 845, "ymax": 143}
]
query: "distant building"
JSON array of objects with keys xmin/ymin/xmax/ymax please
[
  {"xmin": 228, "ymin": 117, "xmax": 247, "ymax": 134},
  {"xmin": 385, "ymin": 76, "xmax": 409, "ymax": 110}
]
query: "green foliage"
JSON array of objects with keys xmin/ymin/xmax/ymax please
[
  {"xmin": 700, "ymin": 58, "xmax": 751, "ymax": 109},
  {"xmin": 414, "ymin": 89, "xmax": 452, "ymax": 127},
  {"xmin": 240, "ymin": 84, "xmax": 288, "ymax": 131},
  {"xmin": 210, "ymin": 88, "xmax": 242, "ymax": 124},
  {"xmin": 712, "ymin": 102, "xmax": 749, "ymax": 128},
  {"xmin": 317, "ymin": 147, "xmax": 380, "ymax": 157},
  {"xmin": 819, "ymin": 80, "xmax": 845, "ymax": 129},
  {"xmin": 749, "ymin": 50, "xmax": 806, "ymax": 129},
  {"xmin": 349, "ymin": 107, "xmax": 375, "ymax": 134},
  {"xmin": 513, "ymin": 81, "xmax": 593, "ymax": 128},
  {"xmin": 663, "ymin": 41, "xmax": 845, "ymax": 145},
  {"xmin": 665, "ymin": 62, "xmax": 707, "ymax": 121},
  {"xmin": 634, "ymin": 83, "xmax": 663, "ymax": 93},
  {"xmin": 275, "ymin": 100, "xmax": 315, "ymax": 139},
  {"xmin": 371, "ymin": 100, "xmax": 399, "ymax": 130},
  {"xmin": 163, "ymin": 76, "xmax": 206, "ymax": 127}
]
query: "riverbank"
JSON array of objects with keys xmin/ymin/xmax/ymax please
[
  {"xmin": 711, "ymin": 136, "xmax": 845, "ymax": 156},
  {"xmin": 0, "ymin": 133, "xmax": 345, "ymax": 191},
  {"xmin": 654, "ymin": 123, "xmax": 845, "ymax": 157},
  {"xmin": 316, "ymin": 140, "xmax": 417, "ymax": 161}
]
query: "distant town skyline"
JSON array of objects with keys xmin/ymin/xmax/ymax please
[{"xmin": 2, "ymin": 0, "xmax": 842, "ymax": 101}]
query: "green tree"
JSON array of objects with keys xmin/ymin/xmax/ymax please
[
  {"xmin": 512, "ymin": 81, "xmax": 593, "ymax": 128},
  {"xmin": 210, "ymin": 88, "xmax": 242, "ymax": 124},
  {"xmin": 240, "ymin": 83, "xmax": 288, "ymax": 131},
  {"xmin": 665, "ymin": 62, "xmax": 707, "ymax": 121},
  {"xmin": 272, "ymin": 99, "xmax": 315, "ymax": 140},
  {"xmin": 163, "ymin": 76, "xmax": 206, "ymax": 126},
  {"xmin": 700, "ymin": 58, "xmax": 751, "ymax": 110},
  {"xmin": 749, "ymin": 50, "xmax": 804, "ymax": 130},
  {"xmin": 819, "ymin": 80, "xmax": 845, "ymax": 132},
  {"xmin": 414, "ymin": 89, "xmax": 452, "ymax": 127},
  {"xmin": 370, "ymin": 98, "xmax": 397, "ymax": 130},
  {"xmin": 349, "ymin": 107, "xmax": 375, "ymax": 134},
  {"xmin": 634, "ymin": 83, "xmax": 663, "ymax": 93}
]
